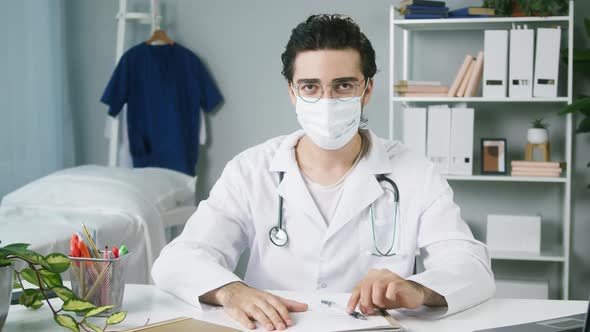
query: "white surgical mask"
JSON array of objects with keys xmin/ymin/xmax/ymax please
[{"xmin": 295, "ymin": 97, "xmax": 362, "ymax": 150}]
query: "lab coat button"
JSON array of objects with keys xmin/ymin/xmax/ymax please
[{"xmin": 320, "ymin": 283, "xmax": 327, "ymax": 289}]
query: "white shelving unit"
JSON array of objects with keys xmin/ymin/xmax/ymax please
[{"xmin": 389, "ymin": 2, "xmax": 574, "ymax": 300}]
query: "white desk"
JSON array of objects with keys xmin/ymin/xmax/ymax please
[{"xmin": 4, "ymin": 284, "xmax": 587, "ymax": 332}]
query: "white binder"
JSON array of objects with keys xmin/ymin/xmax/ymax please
[
  {"xmin": 449, "ymin": 108, "xmax": 474, "ymax": 175},
  {"xmin": 509, "ymin": 26, "xmax": 535, "ymax": 98},
  {"xmin": 402, "ymin": 107, "xmax": 427, "ymax": 157},
  {"xmin": 534, "ymin": 27, "xmax": 561, "ymax": 98},
  {"xmin": 483, "ymin": 30, "xmax": 509, "ymax": 98},
  {"xmin": 427, "ymin": 105, "xmax": 451, "ymax": 174}
]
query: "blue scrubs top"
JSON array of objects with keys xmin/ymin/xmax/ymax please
[{"xmin": 101, "ymin": 43, "xmax": 223, "ymax": 176}]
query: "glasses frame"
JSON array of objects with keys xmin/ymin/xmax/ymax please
[{"xmin": 291, "ymin": 78, "xmax": 369, "ymax": 103}]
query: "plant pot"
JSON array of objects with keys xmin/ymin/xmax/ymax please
[
  {"xmin": 0, "ymin": 264, "xmax": 14, "ymax": 331},
  {"xmin": 527, "ymin": 128, "xmax": 549, "ymax": 144}
]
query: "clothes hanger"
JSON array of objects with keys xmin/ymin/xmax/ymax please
[{"xmin": 146, "ymin": 15, "xmax": 174, "ymax": 45}]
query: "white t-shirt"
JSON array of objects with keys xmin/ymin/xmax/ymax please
[{"xmin": 301, "ymin": 160, "xmax": 360, "ymax": 226}]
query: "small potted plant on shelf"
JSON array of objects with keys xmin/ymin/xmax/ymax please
[
  {"xmin": 527, "ymin": 118, "xmax": 550, "ymax": 144},
  {"xmin": 0, "ymin": 241, "xmax": 127, "ymax": 332}
]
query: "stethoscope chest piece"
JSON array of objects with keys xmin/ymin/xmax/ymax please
[{"xmin": 269, "ymin": 226, "xmax": 288, "ymax": 247}]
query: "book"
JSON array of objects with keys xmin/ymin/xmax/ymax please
[
  {"xmin": 398, "ymin": 92, "xmax": 449, "ymax": 97},
  {"xmin": 404, "ymin": 13, "xmax": 447, "ymax": 19},
  {"xmin": 394, "ymin": 85, "xmax": 449, "ymax": 93},
  {"xmin": 402, "ymin": 8, "xmax": 450, "ymax": 16},
  {"xmin": 449, "ymin": 7, "xmax": 495, "ymax": 16},
  {"xmin": 511, "ymin": 171, "xmax": 561, "ymax": 177},
  {"xmin": 511, "ymin": 160, "xmax": 562, "ymax": 168},
  {"xmin": 448, "ymin": 13, "xmax": 492, "ymax": 18},
  {"xmin": 448, "ymin": 54, "xmax": 475, "ymax": 97},
  {"xmin": 122, "ymin": 317, "xmax": 241, "ymax": 331},
  {"xmin": 464, "ymin": 51, "xmax": 484, "ymax": 97},
  {"xmin": 397, "ymin": 80, "xmax": 441, "ymax": 86},
  {"xmin": 401, "ymin": 5, "xmax": 449, "ymax": 15},
  {"xmin": 457, "ymin": 59, "xmax": 475, "ymax": 97},
  {"xmin": 399, "ymin": 0, "xmax": 446, "ymax": 7},
  {"xmin": 512, "ymin": 166, "xmax": 561, "ymax": 172}
]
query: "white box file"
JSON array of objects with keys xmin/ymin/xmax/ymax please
[{"xmin": 486, "ymin": 214, "xmax": 541, "ymax": 254}]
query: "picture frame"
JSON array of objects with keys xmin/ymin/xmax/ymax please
[{"xmin": 481, "ymin": 138, "xmax": 507, "ymax": 175}]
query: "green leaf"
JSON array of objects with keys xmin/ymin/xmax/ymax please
[
  {"xmin": 559, "ymin": 97, "xmax": 590, "ymax": 115},
  {"xmin": 45, "ymin": 253, "xmax": 70, "ymax": 274},
  {"xmin": 30, "ymin": 298, "xmax": 44, "ymax": 309},
  {"xmin": 54, "ymin": 314, "xmax": 80, "ymax": 332},
  {"xmin": 20, "ymin": 268, "xmax": 40, "ymax": 287},
  {"xmin": 52, "ymin": 286, "xmax": 78, "ymax": 302},
  {"xmin": 85, "ymin": 305, "xmax": 115, "ymax": 318},
  {"xmin": 572, "ymin": 48, "xmax": 590, "ymax": 62},
  {"xmin": 2, "ymin": 243, "xmax": 31, "ymax": 250},
  {"xmin": 19, "ymin": 288, "xmax": 44, "ymax": 308},
  {"xmin": 2, "ymin": 246, "xmax": 51, "ymax": 270},
  {"xmin": 576, "ymin": 115, "xmax": 590, "ymax": 134},
  {"xmin": 0, "ymin": 258, "xmax": 12, "ymax": 267},
  {"xmin": 106, "ymin": 311, "xmax": 127, "ymax": 325},
  {"xmin": 585, "ymin": 18, "xmax": 590, "ymax": 39},
  {"xmin": 39, "ymin": 269, "xmax": 62, "ymax": 288},
  {"xmin": 83, "ymin": 321, "xmax": 103, "ymax": 332},
  {"xmin": 62, "ymin": 298, "xmax": 96, "ymax": 312}
]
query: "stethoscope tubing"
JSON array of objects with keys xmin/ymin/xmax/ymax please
[{"xmin": 270, "ymin": 172, "xmax": 400, "ymax": 257}]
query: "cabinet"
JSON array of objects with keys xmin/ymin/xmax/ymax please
[{"xmin": 389, "ymin": 1, "xmax": 574, "ymax": 299}]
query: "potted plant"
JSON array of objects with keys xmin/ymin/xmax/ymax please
[
  {"xmin": 527, "ymin": 118, "xmax": 550, "ymax": 144},
  {"xmin": 483, "ymin": 0, "xmax": 568, "ymax": 17},
  {"xmin": 0, "ymin": 241, "xmax": 127, "ymax": 331},
  {"xmin": 560, "ymin": 18, "xmax": 590, "ymax": 187}
]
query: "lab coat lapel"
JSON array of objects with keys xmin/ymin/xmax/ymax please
[
  {"xmin": 269, "ymin": 131, "xmax": 327, "ymax": 230},
  {"xmin": 325, "ymin": 130, "xmax": 395, "ymax": 240}
]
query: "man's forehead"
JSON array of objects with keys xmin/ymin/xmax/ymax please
[{"xmin": 292, "ymin": 49, "xmax": 363, "ymax": 80}]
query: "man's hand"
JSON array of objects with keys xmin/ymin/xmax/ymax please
[
  {"xmin": 199, "ymin": 282, "xmax": 308, "ymax": 331},
  {"xmin": 346, "ymin": 269, "xmax": 447, "ymax": 315}
]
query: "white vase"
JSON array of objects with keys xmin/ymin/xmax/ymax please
[
  {"xmin": 0, "ymin": 264, "xmax": 13, "ymax": 331},
  {"xmin": 527, "ymin": 128, "xmax": 549, "ymax": 144}
]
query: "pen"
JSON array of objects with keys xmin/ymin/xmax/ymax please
[{"xmin": 321, "ymin": 300, "xmax": 367, "ymax": 320}]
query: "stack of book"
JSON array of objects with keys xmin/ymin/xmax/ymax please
[
  {"xmin": 448, "ymin": 7, "xmax": 495, "ymax": 18},
  {"xmin": 511, "ymin": 161, "xmax": 563, "ymax": 178},
  {"xmin": 394, "ymin": 80, "xmax": 449, "ymax": 97},
  {"xmin": 398, "ymin": 0, "xmax": 449, "ymax": 19},
  {"xmin": 447, "ymin": 52, "xmax": 485, "ymax": 97}
]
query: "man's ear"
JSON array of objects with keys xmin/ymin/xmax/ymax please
[
  {"xmin": 288, "ymin": 82, "xmax": 297, "ymax": 106},
  {"xmin": 361, "ymin": 78, "xmax": 374, "ymax": 107}
]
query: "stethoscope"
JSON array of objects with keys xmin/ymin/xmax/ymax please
[{"xmin": 269, "ymin": 172, "xmax": 400, "ymax": 257}]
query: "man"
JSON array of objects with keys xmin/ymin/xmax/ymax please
[{"xmin": 152, "ymin": 14, "xmax": 495, "ymax": 331}]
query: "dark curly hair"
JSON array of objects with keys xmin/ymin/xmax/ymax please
[{"xmin": 281, "ymin": 14, "xmax": 377, "ymax": 83}]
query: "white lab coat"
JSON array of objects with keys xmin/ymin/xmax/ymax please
[{"xmin": 151, "ymin": 130, "xmax": 495, "ymax": 316}]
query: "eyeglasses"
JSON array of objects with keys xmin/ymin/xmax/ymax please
[{"xmin": 291, "ymin": 79, "xmax": 368, "ymax": 103}]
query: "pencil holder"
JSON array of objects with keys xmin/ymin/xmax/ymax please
[{"xmin": 69, "ymin": 252, "xmax": 130, "ymax": 316}]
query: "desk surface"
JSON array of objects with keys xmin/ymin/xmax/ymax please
[{"xmin": 4, "ymin": 284, "xmax": 588, "ymax": 332}]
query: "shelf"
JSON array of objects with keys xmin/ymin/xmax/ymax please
[
  {"xmin": 392, "ymin": 16, "xmax": 570, "ymax": 31},
  {"xmin": 392, "ymin": 97, "xmax": 570, "ymax": 103},
  {"xmin": 443, "ymin": 174, "xmax": 567, "ymax": 183},
  {"xmin": 490, "ymin": 247, "xmax": 565, "ymax": 262}
]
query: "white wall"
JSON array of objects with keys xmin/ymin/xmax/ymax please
[{"xmin": 64, "ymin": 0, "xmax": 589, "ymax": 299}]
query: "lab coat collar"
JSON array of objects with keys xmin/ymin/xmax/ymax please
[
  {"xmin": 270, "ymin": 130, "xmax": 327, "ymax": 230},
  {"xmin": 268, "ymin": 129, "xmax": 395, "ymax": 174},
  {"xmin": 325, "ymin": 130, "xmax": 396, "ymax": 240},
  {"xmin": 268, "ymin": 130, "xmax": 399, "ymax": 238}
]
